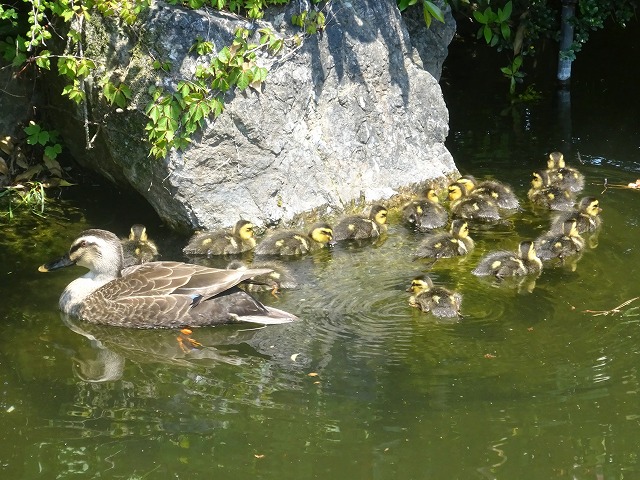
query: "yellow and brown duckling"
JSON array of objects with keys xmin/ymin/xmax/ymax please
[
  {"xmin": 406, "ymin": 275, "xmax": 462, "ymax": 318},
  {"xmin": 550, "ymin": 196, "xmax": 602, "ymax": 234},
  {"xmin": 121, "ymin": 224, "xmax": 159, "ymax": 267},
  {"xmin": 534, "ymin": 218, "xmax": 585, "ymax": 261},
  {"xmin": 447, "ymin": 183, "xmax": 501, "ymax": 221},
  {"xmin": 546, "ymin": 151, "xmax": 585, "ymax": 193},
  {"xmin": 333, "ymin": 204, "xmax": 388, "ymax": 241},
  {"xmin": 472, "ymin": 240, "xmax": 543, "ymax": 278},
  {"xmin": 414, "ymin": 219, "xmax": 474, "ymax": 259},
  {"xmin": 183, "ymin": 219, "xmax": 256, "ymax": 256},
  {"xmin": 226, "ymin": 260, "xmax": 298, "ymax": 296},
  {"xmin": 527, "ymin": 170, "xmax": 576, "ymax": 211},
  {"xmin": 254, "ymin": 222, "xmax": 335, "ymax": 256},
  {"xmin": 455, "ymin": 175, "xmax": 520, "ymax": 210},
  {"xmin": 402, "ymin": 188, "xmax": 448, "ymax": 232}
]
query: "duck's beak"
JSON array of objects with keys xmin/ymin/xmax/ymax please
[{"xmin": 39, "ymin": 253, "xmax": 75, "ymax": 272}]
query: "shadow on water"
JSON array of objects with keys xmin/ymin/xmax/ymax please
[{"xmin": 2, "ymin": 23, "xmax": 640, "ymax": 480}]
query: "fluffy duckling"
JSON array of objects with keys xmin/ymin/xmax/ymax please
[
  {"xmin": 121, "ymin": 224, "xmax": 159, "ymax": 267},
  {"xmin": 527, "ymin": 170, "xmax": 576, "ymax": 211},
  {"xmin": 455, "ymin": 175, "xmax": 520, "ymax": 210},
  {"xmin": 406, "ymin": 275, "xmax": 462, "ymax": 318},
  {"xmin": 472, "ymin": 240, "xmax": 543, "ymax": 278},
  {"xmin": 550, "ymin": 196, "xmax": 602, "ymax": 234},
  {"xmin": 226, "ymin": 260, "xmax": 298, "ymax": 296},
  {"xmin": 333, "ymin": 204, "xmax": 388, "ymax": 241},
  {"xmin": 546, "ymin": 151, "xmax": 585, "ymax": 192},
  {"xmin": 254, "ymin": 222, "xmax": 335, "ymax": 256},
  {"xmin": 414, "ymin": 219, "xmax": 474, "ymax": 259},
  {"xmin": 535, "ymin": 218, "xmax": 585, "ymax": 261},
  {"xmin": 447, "ymin": 183, "xmax": 501, "ymax": 221},
  {"xmin": 183, "ymin": 220, "xmax": 256, "ymax": 256},
  {"xmin": 402, "ymin": 188, "xmax": 448, "ymax": 232}
]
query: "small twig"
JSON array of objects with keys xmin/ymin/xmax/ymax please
[{"xmin": 583, "ymin": 297, "xmax": 640, "ymax": 316}]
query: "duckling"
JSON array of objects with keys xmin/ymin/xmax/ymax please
[
  {"xmin": 183, "ymin": 219, "xmax": 256, "ymax": 256},
  {"xmin": 535, "ymin": 218, "xmax": 585, "ymax": 261},
  {"xmin": 254, "ymin": 222, "xmax": 335, "ymax": 256},
  {"xmin": 455, "ymin": 175, "xmax": 520, "ymax": 210},
  {"xmin": 226, "ymin": 260, "xmax": 298, "ymax": 296},
  {"xmin": 406, "ymin": 275, "xmax": 462, "ymax": 318},
  {"xmin": 402, "ymin": 188, "xmax": 448, "ymax": 232},
  {"xmin": 414, "ymin": 219, "xmax": 474, "ymax": 259},
  {"xmin": 546, "ymin": 151, "xmax": 585, "ymax": 192},
  {"xmin": 447, "ymin": 183, "xmax": 501, "ymax": 221},
  {"xmin": 550, "ymin": 196, "xmax": 602, "ymax": 234},
  {"xmin": 333, "ymin": 204, "xmax": 388, "ymax": 241},
  {"xmin": 38, "ymin": 229, "xmax": 298, "ymax": 327},
  {"xmin": 121, "ymin": 224, "xmax": 159, "ymax": 267},
  {"xmin": 472, "ymin": 240, "xmax": 543, "ymax": 278},
  {"xmin": 527, "ymin": 170, "xmax": 576, "ymax": 211}
]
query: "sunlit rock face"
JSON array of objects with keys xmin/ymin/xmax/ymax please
[{"xmin": 46, "ymin": 0, "xmax": 457, "ymax": 231}]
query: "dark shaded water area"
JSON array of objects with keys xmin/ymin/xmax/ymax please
[{"xmin": 2, "ymin": 26, "xmax": 640, "ymax": 480}]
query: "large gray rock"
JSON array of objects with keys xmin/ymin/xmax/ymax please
[{"xmin": 48, "ymin": 0, "xmax": 458, "ymax": 231}]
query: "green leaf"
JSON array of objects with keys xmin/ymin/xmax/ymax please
[
  {"xmin": 473, "ymin": 8, "xmax": 484, "ymax": 23},
  {"xmin": 424, "ymin": 1, "xmax": 444, "ymax": 23},
  {"xmin": 217, "ymin": 47, "xmax": 230, "ymax": 64},
  {"xmin": 483, "ymin": 25, "xmax": 492, "ymax": 44},
  {"xmin": 501, "ymin": 22, "xmax": 510, "ymax": 40}
]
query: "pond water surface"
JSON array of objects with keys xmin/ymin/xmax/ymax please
[{"xmin": 1, "ymin": 29, "xmax": 640, "ymax": 480}]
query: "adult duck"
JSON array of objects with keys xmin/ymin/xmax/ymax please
[{"xmin": 39, "ymin": 229, "xmax": 298, "ymax": 328}]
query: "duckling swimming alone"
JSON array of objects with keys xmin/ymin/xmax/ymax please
[
  {"xmin": 550, "ymin": 196, "xmax": 602, "ymax": 234},
  {"xmin": 183, "ymin": 219, "xmax": 256, "ymax": 256},
  {"xmin": 121, "ymin": 224, "xmax": 159, "ymax": 267},
  {"xmin": 448, "ymin": 183, "xmax": 501, "ymax": 221},
  {"xmin": 546, "ymin": 151, "xmax": 585, "ymax": 193},
  {"xmin": 39, "ymin": 229, "xmax": 298, "ymax": 328},
  {"xmin": 254, "ymin": 222, "xmax": 335, "ymax": 256},
  {"xmin": 414, "ymin": 219, "xmax": 474, "ymax": 259},
  {"xmin": 455, "ymin": 175, "xmax": 520, "ymax": 210},
  {"xmin": 406, "ymin": 275, "xmax": 462, "ymax": 318},
  {"xmin": 527, "ymin": 170, "xmax": 576, "ymax": 211},
  {"xmin": 333, "ymin": 204, "xmax": 388, "ymax": 241},
  {"xmin": 472, "ymin": 240, "xmax": 543, "ymax": 278},
  {"xmin": 402, "ymin": 188, "xmax": 448, "ymax": 232},
  {"xmin": 535, "ymin": 218, "xmax": 585, "ymax": 261}
]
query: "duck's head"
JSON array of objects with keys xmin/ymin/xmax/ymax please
[
  {"xmin": 447, "ymin": 183, "xmax": 466, "ymax": 201},
  {"xmin": 309, "ymin": 222, "xmax": 335, "ymax": 246},
  {"xmin": 234, "ymin": 220, "xmax": 256, "ymax": 242},
  {"xmin": 39, "ymin": 229, "xmax": 124, "ymax": 276},
  {"xmin": 129, "ymin": 224, "xmax": 149, "ymax": 242},
  {"xmin": 531, "ymin": 170, "xmax": 551, "ymax": 189},
  {"xmin": 548, "ymin": 151, "xmax": 565, "ymax": 169},
  {"xmin": 450, "ymin": 219, "xmax": 470, "ymax": 238},
  {"xmin": 370, "ymin": 204, "xmax": 388, "ymax": 226},
  {"xmin": 455, "ymin": 175, "xmax": 478, "ymax": 194},
  {"xmin": 578, "ymin": 197, "xmax": 602, "ymax": 217},
  {"xmin": 425, "ymin": 188, "xmax": 440, "ymax": 203},
  {"xmin": 406, "ymin": 275, "xmax": 434, "ymax": 293},
  {"xmin": 518, "ymin": 240, "xmax": 539, "ymax": 261}
]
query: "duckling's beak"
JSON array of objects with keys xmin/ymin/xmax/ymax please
[{"xmin": 39, "ymin": 254, "xmax": 76, "ymax": 272}]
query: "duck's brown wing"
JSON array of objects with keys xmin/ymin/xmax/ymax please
[{"xmin": 117, "ymin": 261, "xmax": 273, "ymax": 298}]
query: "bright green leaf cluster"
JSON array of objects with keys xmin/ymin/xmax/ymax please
[{"xmin": 144, "ymin": 26, "xmax": 282, "ymax": 158}]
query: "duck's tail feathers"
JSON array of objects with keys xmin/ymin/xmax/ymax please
[{"xmin": 240, "ymin": 306, "xmax": 299, "ymax": 325}]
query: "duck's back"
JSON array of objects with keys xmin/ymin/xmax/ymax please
[
  {"xmin": 255, "ymin": 230, "xmax": 311, "ymax": 256},
  {"xmin": 77, "ymin": 262, "xmax": 295, "ymax": 328}
]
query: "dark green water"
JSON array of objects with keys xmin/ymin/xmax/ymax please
[{"xmin": 2, "ymin": 31, "xmax": 640, "ymax": 479}]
